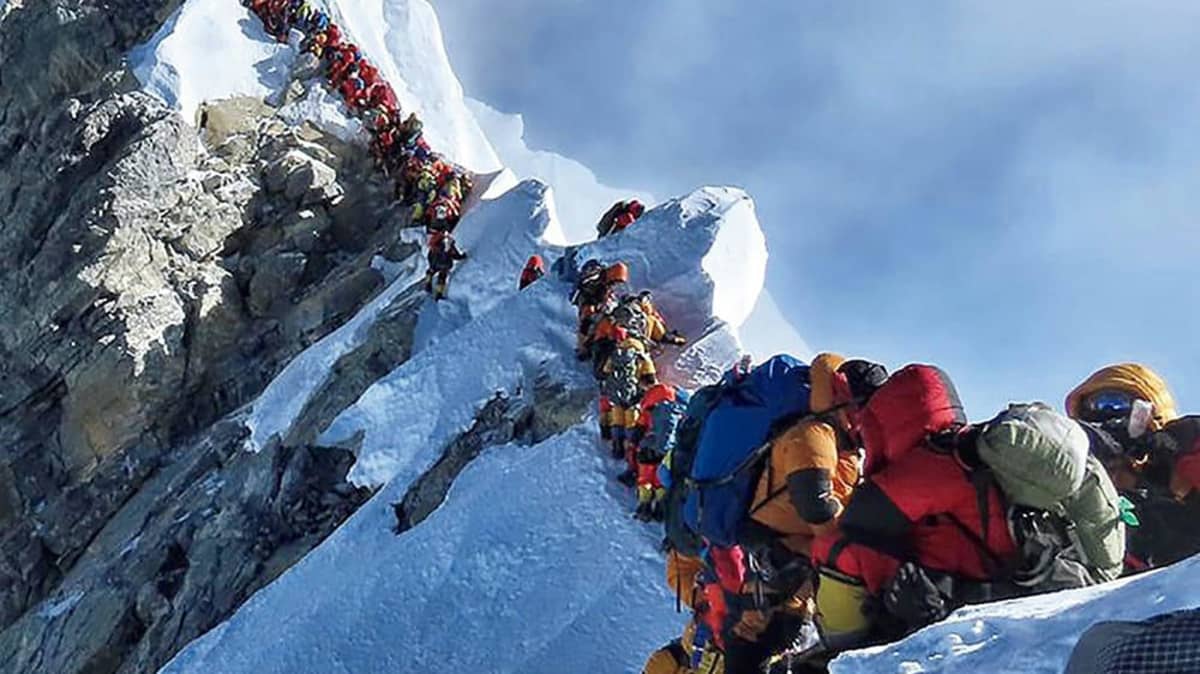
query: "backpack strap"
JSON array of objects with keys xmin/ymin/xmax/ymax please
[{"xmin": 746, "ymin": 408, "xmax": 851, "ymax": 517}]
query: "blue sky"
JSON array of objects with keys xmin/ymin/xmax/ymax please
[{"xmin": 432, "ymin": 0, "xmax": 1199, "ymax": 417}]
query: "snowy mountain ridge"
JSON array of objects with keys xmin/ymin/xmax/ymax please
[{"xmin": 117, "ymin": 1, "xmax": 1199, "ymax": 673}]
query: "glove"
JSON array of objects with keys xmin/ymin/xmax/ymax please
[{"xmin": 882, "ymin": 562, "xmax": 953, "ymax": 628}]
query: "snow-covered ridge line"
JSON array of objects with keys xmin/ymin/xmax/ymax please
[{"xmin": 831, "ymin": 554, "xmax": 1200, "ymax": 673}]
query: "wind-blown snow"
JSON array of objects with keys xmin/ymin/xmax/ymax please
[
  {"xmin": 741, "ymin": 291, "xmax": 814, "ymax": 362},
  {"xmin": 831, "ymin": 554, "xmax": 1200, "ymax": 674},
  {"xmin": 467, "ymin": 98, "xmax": 654, "ymax": 244}
]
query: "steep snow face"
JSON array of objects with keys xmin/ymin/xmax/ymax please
[
  {"xmin": 701, "ymin": 194, "xmax": 767, "ymax": 332},
  {"xmin": 161, "ymin": 185, "xmax": 760, "ymax": 674},
  {"xmin": 831, "ymin": 554, "xmax": 1200, "ymax": 674},
  {"xmin": 160, "ymin": 426, "xmax": 687, "ymax": 674},
  {"xmin": 130, "ymin": 0, "xmax": 501, "ymax": 171},
  {"xmin": 129, "ymin": 0, "xmax": 297, "ymax": 123},
  {"xmin": 320, "ymin": 0, "xmax": 499, "ymax": 171},
  {"xmin": 321, "ymin": 185, "xmax": 764, "ymax": 487},
  {"xmin": 467, "ymin": 98, "xmax": 655, "ymax": 244}
]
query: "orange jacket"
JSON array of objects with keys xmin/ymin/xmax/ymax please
[
  {"xmin": 666, "ymin": 550, "xmax": 706, "ymax": 610},
  {"xmin": 748, "ymin": 353, "xmax": 861, "ymax": 555}
]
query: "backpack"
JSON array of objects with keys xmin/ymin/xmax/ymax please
[
  {"xmin": 602, "ymin": 344, "xmax": 645, "ymax": 408},
  {"xmin": 596, "ymin": 201, "xmax": 626, "ymax": 237},
  {"xmin": 975, "ymin": 403, "xmax": 1126, "ymax": 585},
  {"xmin": 663, "ymin": 384, "xmax": 726, "ymax": 556},
  {"xmin": 612, "ymin": 297, "xmax": 648, "ymax": 339},
  {"xmin": 640, "ymin": 389, "xmax": 692, "ymax": 464},
  {"xmin": 683, "ymin": 355, "xmax": 813, "ymax": 548}
]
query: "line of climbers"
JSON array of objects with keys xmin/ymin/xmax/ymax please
[
  {"xmin": 624, "ymin": 354, "xmax": 1200, "ymax": 673},
  {"xmin": 565, "ymin": 257, "xmax": 689, "ymax": 521},
  {"xmin": 241, "ymin": 0, "xmax": 474, "ymax": 299}
]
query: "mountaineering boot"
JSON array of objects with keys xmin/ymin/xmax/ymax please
[
  {"xmin": 635, "ymin": 500, "xmax": 653, "ymax": 521},
  {"xmin": 422, "ymin": 271, "xmax": 434, "ymax": 293},
  {"xmin": 434, "ymin": 278, "xmax": 448, "ymax": 300}
]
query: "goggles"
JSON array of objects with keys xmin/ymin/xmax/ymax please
[{"xmin": 1081, "ymin": 390, "xmax": 1135, "ymax": 421}]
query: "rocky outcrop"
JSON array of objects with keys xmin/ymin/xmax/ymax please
[
  {"xmin": 0, "ymin": 3, "xmax": 423, "ymax": 672},
  {"xmin": 392, "ymin": 374, "xmax": 593, "ymax": 533},
  {"xmin": 0, "ymin": 415, "xmax": 372, "ymax": 674}
]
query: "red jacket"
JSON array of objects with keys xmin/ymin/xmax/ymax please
[
  {"xmin": 519, "ymin": 256, "xmax": 544, "ymax": 289},
  {"xmin": 359, "ymin": 62, "xmax": 381, "ymax": 87},
  {"xmin": 367, "ymin": 82, "xmax": 398, "ymax": 113},
  {"xmin": 814, "ymin": 365, "xmax": 1018, "ymax": 593}
]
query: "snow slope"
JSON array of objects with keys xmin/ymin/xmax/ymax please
[
  {"xmin": 831, "ymin": 554, "xmax": 1200, "ymax": 674},
  {"xmin": 130, "ymin": 0, "xmax": 297, "ymax": 124},
  {"xmin": 162, "ymin": 184, "xmax": 761, "ymax": 674},
  {"xmin": 324, "ymin": 185, "xmax": 763, "ymax": 488},
  {"xmin": 161, "ymin": 425, "xmax": 689, "ymax": 674},
  {"xmin": 131, "ymin": 0, "xmax": 500, "ymax": 171}
]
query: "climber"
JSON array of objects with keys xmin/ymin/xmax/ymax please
[
  {"xmin": 572, "ymin": 261, "xmax": 628, "ymax": 333},
  {"xmin": 600, "ymin": 326, "xmax": 657, "ymax": 465},
  {"xmin": 596, "ymin": 199, "xmax": 646, "ymax": 238},
  {"xmin": 644, "ymin": 550, "xmax": 725, "ymax": 674},
  {"xmin": 636, "ymin": 290, "xmax": 687, "ymax": 347},
  {"xmin": 406, "ymin": 158, "xmax": 442, "ymax": 223},
  {"xmin": 813, "ymin": 362, "xmax": 1127, "ymax": 657},
  {"xmin": 810, "ymin": 364, "xmax": 1019, "ymax": 652},
  {"xmin": 369, "ymin": 114, "xmax": 398, "ymax": 173},
  {"xmin": 423, "ymin": 231, "xmax": 467, "ymax": 300},
  {"xmin": 703, "ymin": 356, "xmax": 882, "ymax": 673},
  {"xmin": 306, "ymin": 23, "xmax": 343, "ymax": 61},
  {"xmin": 263, "ymin": 0, "xmax": 291, "ymax": 42},
  {"xmin": 519, "ymin": 255, "xmax": 545, "ymax": 290},
  {"xmin": 365, "ymin": 81, "xmax": 399, "ymax": 121},
  {"xmin": 339, "ymin": 64, "xmax": 368, "ymax": 111},
  {"xmin": 631, "ymin": 383, "xmax": 691, "ymax": 521},
  {"xmin": 424, "ymin": 195, "xmax": 462, "ymax": 232},
  {"xmin": 1066, "ymin": 363, "xmax": 1200, "ymax": 569},
  {"xmin": 328, "ymin": 43, "xmax": 361, "ymax": 88},
  {"xmin": 644, "ymin": 552, "xmax": 725, "ymax": 673}
]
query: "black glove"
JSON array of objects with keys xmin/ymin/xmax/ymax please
[{"xmin": 882, "ymin": 562, "xmax": 954, "ymax": 628}]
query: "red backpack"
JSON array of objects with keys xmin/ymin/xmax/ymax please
[{"xmin": 858, "ymin": 364, "xmax": 966, "ymax": 475}]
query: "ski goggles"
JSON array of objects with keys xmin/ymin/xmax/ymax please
[{"xmin": 1080, "ymin": 390, "xmax": 1135, "ymax": 421}]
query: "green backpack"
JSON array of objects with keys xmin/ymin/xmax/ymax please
[
  {"xmin": 602, "ymin": 345, "xmax": 643, "ymax": 408},
  {"xmin": 977, "ymin": 403, "xmax": 1125, "ymax": 584}
]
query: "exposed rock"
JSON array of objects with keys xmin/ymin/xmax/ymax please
[
  {"xmin": 247, "ymin": 252, "xmax": 308, "ymax": 317},
  {"xmin": 0, "ymin": 3, "xmax": 416, "ymax": 672}
]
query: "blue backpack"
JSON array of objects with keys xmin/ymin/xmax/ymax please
[
  {"xmin": 682, "ymin": 355, "xmax": 812, "ymax": 547},
  {"xmin": 639, "ymin": 388, "xmax": 692, "ymax": 464}
]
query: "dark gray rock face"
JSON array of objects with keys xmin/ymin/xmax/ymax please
[{"xmin": 0, "ymin": 3, "xmax": 420, "ymax": 672}]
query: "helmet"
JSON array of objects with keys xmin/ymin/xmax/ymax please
[
  {"xmin": 629, "ymin": 200, "xmax": 645, "ymax": 217},
  {"xmin": 580, "ymin": 259, "xmax": 603, "ymax": 277}
]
